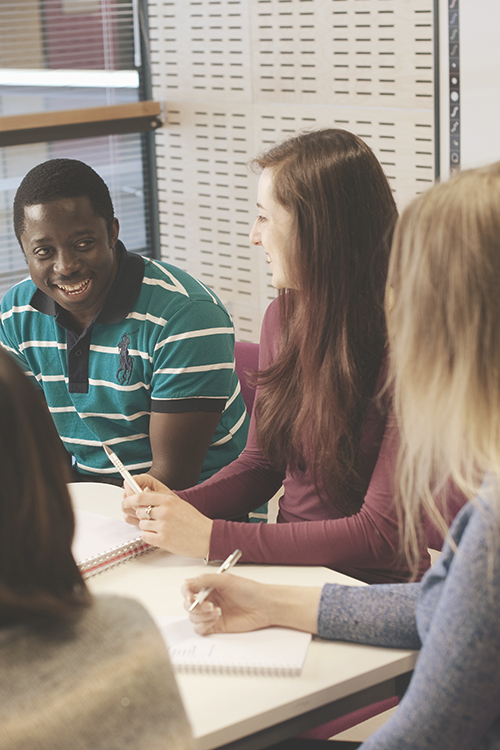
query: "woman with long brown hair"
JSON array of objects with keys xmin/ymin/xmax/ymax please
[
  {"xmin": 0, "ymin": 348, "xmax": 191, "ymax": 749},
  {"xmin": 122, "ymin": 128, "xmax": 433, "ymax": 583}
]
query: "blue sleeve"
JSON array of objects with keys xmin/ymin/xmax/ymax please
[
  {"xmin": 317, "ymin": 582, "xmax": 421, "ymax": 650},
  {"xmin": 358, "ymin": 500, "xmax": 500, "ymax": 750}
]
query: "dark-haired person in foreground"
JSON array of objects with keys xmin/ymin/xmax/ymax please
[
  {"xmin": 123, "ymin": 129, "xmax": 460, "ymax": 581},
  {"xmin": 0, "ymin": 159, "xmax": 248, "ymax": 489},
  {"xmin": 0, "ymin": 347, "xmax": 191, "ymax": 750}
]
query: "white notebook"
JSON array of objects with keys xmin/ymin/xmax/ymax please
[
  {"xmin": 73, "ymin": 508, "xmax": 155, "ymax": 578},
  {"xmin": 156, "ymin": 615, "xmax": 311, "ymax": 677}
]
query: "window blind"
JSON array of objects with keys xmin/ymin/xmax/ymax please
[{"xmin": 0, "ymin": 0, "xmax": 156, "ymax": 300}]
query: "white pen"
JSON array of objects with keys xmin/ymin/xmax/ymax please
[
  {"xmin": 189, "ymin": 549, "xmax": 242, "ymax": 612},
  {"xmin": 103, "ymin": 443, "xmax": 143, "ymax": 495}
]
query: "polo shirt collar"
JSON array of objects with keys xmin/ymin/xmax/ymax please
[{"xmin": 29, "ymin": 240, "xmax": 145, "ymax": 328}]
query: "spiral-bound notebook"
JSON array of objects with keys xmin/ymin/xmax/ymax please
[
  {"xmin": 73, "ymin": 508, "xmax": 155, "ymax": 578},
  {"xmin": 156, "ymin": 615, "xmax": 312, "ymax": 676}
]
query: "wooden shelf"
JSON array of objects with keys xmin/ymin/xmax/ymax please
[{"xmin": 0, "ymin": 101, "xmax": 163, "ymax": 146}]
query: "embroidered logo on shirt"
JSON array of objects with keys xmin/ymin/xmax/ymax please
[{"xmin": 116, "ymin": 331, "xmax": 137, "ymax": 385}]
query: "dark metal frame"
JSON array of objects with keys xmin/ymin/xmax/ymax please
[
  {"xmin": 138, "ymin": 0, "xmax": 162, "ymax": 259},
  {"xmin": 434, "ymin": 0, "xmax": 441, "ymax": 180}
]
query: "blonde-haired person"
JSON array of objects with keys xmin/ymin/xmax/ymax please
[
  {"xmin": 182, "ymin": 162, "xmax": 500, "ymax": 750},
  {"xmin": 0, "ymin": 347, "xmax": 192, "ymax": 750}
]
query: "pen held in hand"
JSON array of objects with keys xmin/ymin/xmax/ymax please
[
  {"xmin": 103, "ymin": 443, "xmax": 143, "ymax": 495},
  {"xmin": 189, "ymin": 549, "xmax": 242, "ymax": 612}
]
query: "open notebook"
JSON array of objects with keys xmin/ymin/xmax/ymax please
[
  {"xmin": 72, "ymin": 508, "xmax": 155, "ymax": 578},
  {"xmin": 156, "ymin": 615, "xmax": 312, "ymax": 677}
]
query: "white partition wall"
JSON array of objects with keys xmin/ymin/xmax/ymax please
[{"xmin": 148, "ymin": 0, "xmax": 435, "ymax": 341}]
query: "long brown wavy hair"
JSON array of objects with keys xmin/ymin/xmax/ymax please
[
  {"xmin": 0, "ymin": 349, "xmax": 90, "ymax": 623},
  {"xmin": 253, "ymin": 129, "xmax": 398, "ymax": 515}
]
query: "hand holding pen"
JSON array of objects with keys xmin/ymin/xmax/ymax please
[
  {"xmin": 183, "ymin": 562, "xmax": 282, "ymax": 636},
  {"xmin": 104, "ymin": 444, "xmax": 158, "ymax": 527},
  {"xmin": 189, "ymin": 549, "xmax": 242, "ymax": 611},
  {"xmin": 106, "ymin": 445, "xmax": 215, "ymax": 559}
]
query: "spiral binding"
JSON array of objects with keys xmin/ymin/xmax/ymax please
[
  {"xmin": 173, "ymin": 662, "xmax": 301, "ymax": 677},
  {"xmin": 78, "ymin": 538, "xmax": 157, "ymax": 579}
]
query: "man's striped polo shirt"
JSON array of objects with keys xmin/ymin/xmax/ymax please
[{"xmin": 0, "ymin": 242, "xmax": 249, "ymax": 481}]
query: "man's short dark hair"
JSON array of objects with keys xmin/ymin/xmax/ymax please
[{"xmin": 13, "ymin": 158, "xmax": 115, "ymax": 245}]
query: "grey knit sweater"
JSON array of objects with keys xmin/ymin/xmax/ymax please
[
  {"xmin": 0, "ymin": 595, "xmax": 192, "ymax": 749},
  {"xmin": 318, "ymin": 494, "xmax": 500, "ymax": 749}
]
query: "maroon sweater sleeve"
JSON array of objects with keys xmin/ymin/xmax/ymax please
[
  {"xmin": 208, "ymin": 414, "xmax": 430, "ymax": 584},
  {"xmin": 176, "ymin": 300, "xmax": 284, "ymax": 518},
  {"xmin": 176, "ymin": 412, "xmax": 284, "ymax": 518}
]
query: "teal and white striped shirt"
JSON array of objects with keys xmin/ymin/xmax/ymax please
[{"xmin": 0, "ymin": 243, "xmax": 249, "ymax": 481}]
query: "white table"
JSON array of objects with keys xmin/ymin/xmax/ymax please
[{"xmin": 70, "ymin": 483, "xmax": 417, "ymax": 750}]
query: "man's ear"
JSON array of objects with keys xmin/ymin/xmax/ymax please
[{"xmin": 110, "ymin": 217, "xmax": 120, "ymax": 246}]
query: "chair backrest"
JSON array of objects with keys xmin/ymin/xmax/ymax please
[{"xmin": 234, "ymin": 341, "xmax": 259, "ymax": 416}]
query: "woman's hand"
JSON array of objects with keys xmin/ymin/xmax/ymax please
[
  {"xmin": 182, "ymin": 574, "xmax": 323, "ymax": 636},
  {"xmin": 121, "ymin": 473, "xmax": 166, "ymax": 523},
  {"xmin": 182, "ymin": 574, "xmax": 276, "ymax": 635},
  {"xmin": 122, "ymin": 472, "xmax": 167, "ymax": 497},
  {"xmin": 122, "ymin": 475, "xmax": 213, "ymax": 559}
]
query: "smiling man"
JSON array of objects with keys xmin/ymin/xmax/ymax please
[{"xmin": 0, "ymin": 159, "xmax": 248, "ymax": 489}]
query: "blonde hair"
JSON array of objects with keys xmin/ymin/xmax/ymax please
[{"xmin": 387, "ymin": 162, "xmax": 500, "ymax": 569}]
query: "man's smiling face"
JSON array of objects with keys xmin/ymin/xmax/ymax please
[{"xmin": 20, "ymin": 196, "xmax": 120, "ymax": 332}]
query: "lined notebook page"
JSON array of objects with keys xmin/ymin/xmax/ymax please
[{"xmin": 157, "ymin": 615, "xmax": 311, "ymax": 676}]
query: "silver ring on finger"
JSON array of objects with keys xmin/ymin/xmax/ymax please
[{"xmin": 145, "ymin": 504, "xmax": 154, "ymax": 521}]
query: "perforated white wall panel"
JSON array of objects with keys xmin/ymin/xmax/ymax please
[{"xmin": 149, "ymin": 0, "xmax": 435, "ymax": 341}]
